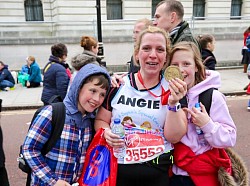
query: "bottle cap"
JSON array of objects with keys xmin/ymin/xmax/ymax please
[
  {"xmin": 114, "ymin": 118, "xmax": 120, "ymax": 124},
  {"xmin": 195, "ymin": 103, "xmax": 200, "ymax": 108}
]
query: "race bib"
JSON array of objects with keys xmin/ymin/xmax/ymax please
[{"xmin": 124, "ymin": 133, "xmax": 165, "ymax": 164}]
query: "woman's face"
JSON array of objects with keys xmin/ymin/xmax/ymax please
[
  {"xmin": 170, "ymin": 49, "xmax": 198, "ymax": 90},
  {"xmin": 92, "ymin": 45, "xmax": 99, "ymax": 55},
  {"xmin": 135, "ymin": 33, "xmax": 166, "ymax": 76}
]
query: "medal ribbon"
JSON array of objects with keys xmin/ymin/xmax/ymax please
[{"xmin": 137, "ymin": 71, "xmax": 170, "ymax": 105}]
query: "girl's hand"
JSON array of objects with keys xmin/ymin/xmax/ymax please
[
  {"xmin": 168, "ymin": 78, "xmax": 187, "ymax": 105},
  {"xmin": 183, "ymin": 102, "xmax": 210, "ymax": 127},
  {"xmin": 103, "ymin": 128, "xmax": 125, "ymax": 147}
]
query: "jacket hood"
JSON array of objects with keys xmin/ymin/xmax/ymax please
[
  {"xmin": 187, "ymin": 70, "xmax": 221, "ymax": 100},
  {"xmin": 71, "ymin": 53, "xmax": 98, "ymax": 70},
  {"xmin": 64, "ymin": 64, "xmax": 111, "ymax": 115},
  {"xmin": 218, "ymin": 148, "xmax": 249, "ymax": 186}
]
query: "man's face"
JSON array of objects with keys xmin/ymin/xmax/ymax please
[
  {"xmin": 153, "ymin": 3, "xmax": 172, "ymax": 32},
  {"xmin": 133, "ymin": 22, "xmax": 146, "ymax": 43}
]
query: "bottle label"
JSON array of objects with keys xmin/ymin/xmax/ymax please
[{"xmin": 124, "ymin": 133, "xmax": 165, "ymax": 164}]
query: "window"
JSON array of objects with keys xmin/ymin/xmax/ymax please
[
  {"xmin": 107, "ymin": 0, "xmax": 122, "ymax": 20},
  {"xmin": 193, "ymin": 0, "xmax": 205, "ymax": 20},
  {"xmin": 24, "ymin": 0, "xmax": 44, "ymax": 21},
  {"xmin": 152, "ymin": 0, "xmax": 162, "ymax": 17},
  {"xmin": 230, "ymin": 0, "xmax": 242, "ymax": 19}
]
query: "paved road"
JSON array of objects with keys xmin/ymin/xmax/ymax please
[
  {"xmin": 0, "ymin": 68, "xmax": 249, "ymax": 110},
  {"xmin": 0, "ymin": 95, "xmax": 249, "ymax": 185}
]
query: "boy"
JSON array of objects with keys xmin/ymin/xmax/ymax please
[{"xmin": 23, "ymin": 64, "xmax": 110, "ymax": 185}]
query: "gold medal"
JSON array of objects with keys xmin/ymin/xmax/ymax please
[{"xmin": 164, "ymin": 66, "xmax": 183, "ymax": 81}]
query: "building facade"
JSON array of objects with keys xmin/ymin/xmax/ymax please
[
  {"xmin": 1, "ymin": 0, "xmax": 250, "ymax": 40},
  {"xmin": 0, "ymin": 0, "xmax": 249, "ymax": 69}
]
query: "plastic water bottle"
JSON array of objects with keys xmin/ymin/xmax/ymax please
[
  {"xmin": 111, "ymin": 118, "xmax": 125, "ymax": 158},
  {"xmin": 195, "ymin": 103, "xmax": 207, "ymax": 146}
]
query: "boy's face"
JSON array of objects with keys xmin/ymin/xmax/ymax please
[{"xmin": 78, "ymin": 78, "xmax": 107, "ymax": 114}]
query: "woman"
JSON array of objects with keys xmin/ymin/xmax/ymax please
[
  {"xmin": 95, "ymin": 26, "xmax": 187, "ymax": 186},
  {"xmin": 168, "ymin": 42, "xmax": 238, "ymax": 186},
  {"xmin": 25, "ymin": 56, "xmax": 42, "ymax": 88},
  {"xmin": 41, "ymin": 43, "xmax": 70, "ymax": 105},
  {"xmin": 80, "ymin": 36, "xmax": 101, "ymax": 64},
  {"xmin": 197, "ymin": 34, "xmax": 217, "ymax": 70}
]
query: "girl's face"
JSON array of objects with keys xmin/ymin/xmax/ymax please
[
  {"xmin": 136, "ymin": 33, "xmax": 166, "ymax": 75},
  {"xmin": 207, "ymin": 38, "xmax": 215, "ymax": 52},
  {"xmin": 170, "ymin": 50, "xmax": 198, "ymax": 90},
  {"xmin": 78, "ymin": 78, "xmax": 107, "ymax": 114}
]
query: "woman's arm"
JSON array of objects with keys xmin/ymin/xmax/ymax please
[{"xmin": 95, "ymin": 107, "xmax": 124, "ymax": 148}]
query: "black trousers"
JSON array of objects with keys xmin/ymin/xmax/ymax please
[
  {"xmin": 170, "ymin": 175, "xmax": 195, "ymax": 186},
  {"xmin": 116, "ymin": 152, "xmax": 173, "ymax": 186},
  {"xmin": 26, "ymin": 81, "xmax": 40, "ymax": 88},
  {"xmin": 0, "ymin": 167, "xmax": 9, "ymax": 186},
  {"xmin": 117, "ymin": 163, "xmax": 170, "ymax": 186},
  {"xmin": 0, "ymin": 127, "xmax": 9, "ymax": 186}
]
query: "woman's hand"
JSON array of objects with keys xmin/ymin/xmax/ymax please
[
  {"xmin": 103, "ymin": 128, "xmax": 125, "ymax": 147},
  {"xmin": 111, "ymin": 73, "xmax": 127, "ymax": 87},
  {"xmin": 183, "ymin": 102, "xmax": 210, "ymax": 127},
  {"xmin": 168, "ymin": 78, "xmax": 187, "ymax": 106}
]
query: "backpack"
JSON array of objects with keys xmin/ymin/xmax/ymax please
[
  {"xmin": 179, "ymin": 88, "xmax": 214, "ymax": 115},
  {"xmin": 17, "ymin": 102, "xmax": 65, "ymax": 185},
  {"xmin": 246, "ymin": 35, "xmax": 250, "ymax": 49}
]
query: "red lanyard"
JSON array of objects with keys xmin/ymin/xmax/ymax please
[{"xmin": 137, "ymin": 71, "xmax": 170, "ymax": 105}]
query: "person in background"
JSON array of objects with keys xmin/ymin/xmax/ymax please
[
  {"xmin": 0, "ymin": 61, "xmax": 15, "ymax": 91},
  {"xmin": 20, "ymin": 58, "xmax": 30, "ymax": 75},
  {"xmin": 247, "ymin": 63, "xmax": 250, "ymax": 110},
  {"xmin": 241, "ymin": 26, "xmax": 250, "ymax": 73},
  {"xmin": 71, "ymin": 52, "xmax": 100, "ymax": 81},
  {"xmin": 80, "ymin": 36, "xmax": 102, "ymax": 65},
  {"xmin": 197, "ymin": 34, "xmax": 217, "ymax": 70},
  {"xmin": 168, "ymin": 42, "xmax": 237, "ymax": 186},
  {"xmin": 153, "ymin": 0, "xmax": 201, "ymax": 51},
  {"xmin": 128, "ymin": 18, "xmax": 153, "ymax": 73},
  {"xmin": 25, "ymin": 56, "xmax": 42, "ymax": 88},
  {"xmin": 95, "ymin": 26, "xmax": 187, "ymax": 186},
  {"xmin": 41, "ymin": 43, "xmax": 70, "ymax": 105},
  {"xmin": 0, "ymin": 125, "xmax": 10, "ymax": 186},
  {"xmin": 23, "ymin": 64, "xmax": 111, "ymax": 185}
]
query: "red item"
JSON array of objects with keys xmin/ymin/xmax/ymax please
[
  {"xmin": 173, "ymin": 142, "xmax": 232, "ymax": 186},
  {"xmin": 247, "ymin": 83, "xmax": 250, "ymax": 94},
  {"xmin": 78, "ymin": 128, "xmax": 118, "ymax": 186},
  {"xmin": 137, "ymin": 71, "xmax": 170, "ymax": 105},
  {"xmin": 66, "ymin": 68, "xmax": 72, "ymax": 78}
]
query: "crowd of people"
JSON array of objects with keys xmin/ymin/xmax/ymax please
[{"xmin": 1, "ymin": 0, "xmax": 249, "ymax": 185}]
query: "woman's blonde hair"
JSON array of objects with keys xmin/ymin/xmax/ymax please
[
  {"xmin": 133, "ymin": 26, "xmax": 171, "ymax": 69},
  {"xmin": 168, "ymin": 41, "xmax": 206, "ymax": 85}
]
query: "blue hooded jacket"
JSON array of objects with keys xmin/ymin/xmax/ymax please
[
  {"xmin": 64, "ymin": 63, "xmax": 111, "ymax": 126},
  {"xmin": 0, "ymin": 65, "xmax": 15, "ymax": 85}
]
